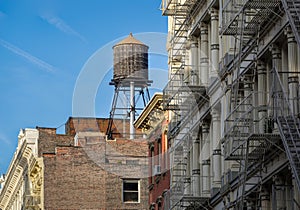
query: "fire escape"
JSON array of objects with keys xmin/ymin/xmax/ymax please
[
  {"xmin": 161, "ymin": 0, "xmax": 209, "ymax": 209},
  {"xmin": 220, "ymin": 0, "xmax": 283, "ymax": 208},
  {"xmin": 274, "ymin": 0, "xmax": 300, "ymax": 196}
]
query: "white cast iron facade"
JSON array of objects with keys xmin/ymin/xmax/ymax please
[
  {"xmin": 0, "ymin": 129, "xmax": 43, "ymax": 210},
  {"xmin": 161, "ymin": 0, "xmax": 300, "ymax": 209}
]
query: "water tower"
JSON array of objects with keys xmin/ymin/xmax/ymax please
[{"xmin": 106, "ymin": 33, "xmax": 152, "ymax": 140}]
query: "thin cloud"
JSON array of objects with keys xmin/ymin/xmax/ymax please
[
  {"xmin": 0, "ymin": 132, "xmax": 12, "ymax": 146},
  {"xmin": 0, "ymin": 39, "xmax": 56, "ymax": 73},
  {"xmin": 41, "ymin": 14, "xmax": 87, "ymax": 43}
]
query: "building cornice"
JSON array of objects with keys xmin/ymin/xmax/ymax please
[{"xmin": 134, "ymin": 93, "xmax": 164, "ymax": 135}]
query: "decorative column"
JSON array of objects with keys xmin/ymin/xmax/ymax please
[
  {"xmin": 246, "ymin": 200, "xmax": 255, "ymax": 210},
  {"xmin": 273, "ymin": 175, "xmax": 286, "ymax": 210},
  {"xmin": 198, "ymin": 37, "xmax": 201, "ymax": 85},
  {"xmin": 285, "ymin": 179, "xmax": 293, "ymax": 210},
  {"xmin": 224, "ymin": 82, "xmax": 231, "ymax": 125},
  {"xmin": 212, "ymin": 109, "xmax": 221, "ymax": 188},
  {"xmin": 210, "ymin": 8, "xmax": 219, "ymax": 79},
  {"xmin": 293, "ymin": 179, "xmax": 300, "ymax": 210},
  {"xmin": 266, "ymin": 64, "xmax": 272, "ymax": 117},
  {"xmin": 244, "ymin": 76, "xmax": 253, "ymax": 99},
  {"xmin": 184, "ymin": 45, "xmax": 191, "ymax": 84},
  {"xmin": 184, "ymin": 152, "xmax": 191, "ymax": 195},
  {"xmin": 260, "ymin": 187, "xmax": 271, "ymax": 210},
  {"xmin": 200, "ymin": 23, "xmax": 209, "ymax": 86},
  {"xmin": 271, "ymin": 44, "xmax": 282, "ymax": 124},
  {"xmin": 281, "ymin": 45, "xmax": 289, "ymax": 92},
  {"xmin": 286, "ymin": 27, "xmax": 299, "ymax": 114},
  {"xmin": 257, "ymin": 61, "xmax": 268, "ymax": 133},
  {"xmin": 223, "ymin": 83, "xmax": 231, "ymax": 172},
  {"xmin": 192, "ymin": 137, "xmax": 200, "ymax": 196},
  {"xmin": 190, "ymin": 38, "xmax": 199, "ymax": 85},
  {"xmin": 271, "ymin": 44, "xmax": 282, "ymax": 79},
  {"xmin": 202, "ymin": 122, "xmax": 210, "ymax": 196}
]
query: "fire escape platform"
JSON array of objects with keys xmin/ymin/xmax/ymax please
[
  {"xmin": 163, "ymin": 84, "xmax": 206, "ymax": 111},
  {"xmin": 224, "ymin": 133, "xmax": 282, "ymax": 161},
  {"xmin": 161, "ymin": 0, "xmax": 204, "ymax": 16},
  {"xmin": 179, "ymin": 196, "xmax": 210, "ymax": 208},
  {"xmin": 221, "ymin": 0, "xmax": 281, "ymax": 35}
]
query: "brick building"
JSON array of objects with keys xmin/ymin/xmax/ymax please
[
  {"xmin": 134, "ymin": 93, "xmax": 170, "ymax": 210},
  {"xmin": 0, "ymin": 117, "xmax": 148, "ymax": 210}
]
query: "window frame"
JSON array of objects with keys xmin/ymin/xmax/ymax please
[
  {"xmin": 122, "ymin": 179, "xmax": 140, "ymax": 203},
  {"xmin": 150, "ymin": 146, "xmax": 155, "ymax": 182}
]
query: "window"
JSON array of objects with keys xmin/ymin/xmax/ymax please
[
  {"xmin": 158, "ymin": 202, "xmax": 162, "ymax": 210},
  {"xmin": 123, "ymin": 179, "xmax": 140, "ymax": 203},
  {"xmin": 151, "ymin": 148, "xmax": 155, "ymax": 183},
  {"xmin": 158, "ymin": 138, "xmax": 162, "ymax": 167},
  {"xmin": 163, "ymin": 131, "xmax": 168, "ymax": 171}
]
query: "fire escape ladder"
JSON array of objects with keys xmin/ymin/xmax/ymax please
[
  {"xmin": 273, "ymin": 68, "xmax": 300, "ymax": 194},
  {"xmin": 162, "ymin": 0, "xmax": 189, "ymax": 114},
  {"xmin": 282, "ymin": 0, "xmax": 300, "ymax": 47},
  {"xmin": 170, "ymin": 137, "xmax": 189, "ymax": 209},
  {"xmin": 236, "ymin": 27, "xmax": 258, "ymax": 205},
  {"xmin": 162, "ymin": 2, "xmax": 193, "ymax": 208},
  {"xmin": 224, "ymin": 4, "xmax": 258, "ymax": 162},
  {"xmin": 162, "ymin": 2, "xmax": 204, "ymax": 208}
]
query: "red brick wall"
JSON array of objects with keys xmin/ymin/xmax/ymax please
[
  {"xmin": 37, "ymin": 128, "xmax": 74, "ymax": 156},
  {"xmin": 43, "ymin": 144, "xmax": 148, "ymax": 209},
  {"xmin": 43, "ymin": 145, "xmax": 108, "ymax": 209},
  {"xmin": 39, "ymin": 123, "xmax": 148, "ymax": 209},
  {"xmin": 65, "ymin": 117, "xmax": 142, "ymax": 139},
  {"xmin": 150, "ymin": 171, "xmax": 170, "ymax": 209},
  {"xmin": 148, "ymin": 121, "xmax": 170, "ymax": 210}
]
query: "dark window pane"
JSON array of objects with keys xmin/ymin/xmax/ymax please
[
  {"xmin": 124, "ymin": 182, "xmax": 138, "ymax": 191},
  {"xmin": 123, "ymin": 192, "xmax": 138, "ymax": 202}
]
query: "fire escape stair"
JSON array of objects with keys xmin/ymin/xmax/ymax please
[
  {"xmin": 282, "ymin": 0, "xmax": 300, "ymax": 47},
  {"xmin": 277, "ymin": 116, "xmax": 300, "ymax": 188}
]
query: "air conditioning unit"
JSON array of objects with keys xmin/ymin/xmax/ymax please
[{"xmin": 153, "ymin": 165, "xmax": 161, "ymax": 176}]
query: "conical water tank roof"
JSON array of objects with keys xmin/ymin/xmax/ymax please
[{"xmin": 114, "ymin": 32, "xmax": 148, "ymax": 47}]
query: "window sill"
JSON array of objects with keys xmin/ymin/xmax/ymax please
[{"xmin": 123, "ymin": 201, "xmax": 140, "ymax": 204}]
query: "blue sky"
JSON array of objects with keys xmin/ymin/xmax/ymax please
[{"xmin": 0, "ymin": 1, "xmax": 168, "ymax": 175}]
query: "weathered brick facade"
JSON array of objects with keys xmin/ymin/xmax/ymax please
[
  {"xmin": 147, "ymin": 123, "xmax": 170, "ymax": 210},
  {"xmin": 38, "ymin": 117, "xmax": 148, "ymax": 210},
  {"xmin": 43, "ymin": 145, "xmax": 108, "ymax": 209},
  {"xmin": 65, "ymin": 117, "xmax": 142, "ymax": 139}
]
